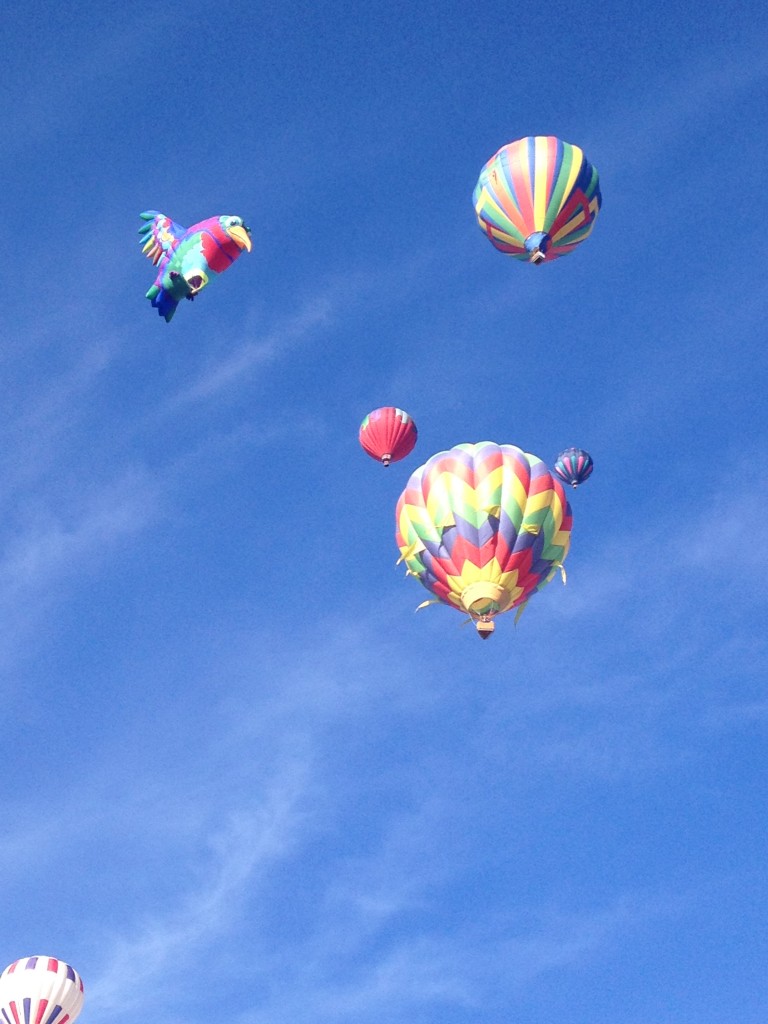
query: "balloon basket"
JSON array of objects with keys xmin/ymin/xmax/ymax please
[{"xmin": 475, "ymin": 618, "xmax": 495, "ymax": 639}]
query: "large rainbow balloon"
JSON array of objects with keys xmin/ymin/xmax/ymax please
[
  {"xmin": 396, "ymin": 442, "xmax": 573, "ymax": 638},
  {"xmin": 473, "ymin": 136, "xmax": 602, "ymax": 264}
]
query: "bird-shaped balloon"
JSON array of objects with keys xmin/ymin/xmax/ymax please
[{"xmin": 139, "ymin": 211, "xmax": 252, "ymax": 321}]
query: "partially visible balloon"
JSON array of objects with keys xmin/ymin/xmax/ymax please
[
  {"xmin": 396, "ymin": 441, "xmax": 572, "ymax": 638},
  {"xmin": 554, "ymin": 447, "xmax": 594, "ymax": 488},
  {"xmin": 359, "ymin": 407, "xmax": 417, "ymax": 466},
  {"xmin": 473, "ymin": 136, "xmax": 602, "ymax": 264},
  {"xmin": 0, "ymin": 957, "xmax": 84, "ymax": 1024}
]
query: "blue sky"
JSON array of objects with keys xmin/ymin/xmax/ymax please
[{"xmin": 1, "ymin": 1, "xmax": 767, "ymax": 1021}]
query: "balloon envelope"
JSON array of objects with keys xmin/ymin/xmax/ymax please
[
  {"xmin": 396, "ymin": 441, "xmax": 572, "ymax": 636},
  {"xmin": 554, "ymin": 447, "xmax": 594, "ymax": 487},
  {"xmin": 473, "ymin": 136, "xmax": 602, "ymax": 263},
  {"xmin": 0, "ymin": 957, "xmax": 84, "ymax": 1024},
  {"xmin": 360, "ymin": 407, "xmax": 417, "ymax": 466}
]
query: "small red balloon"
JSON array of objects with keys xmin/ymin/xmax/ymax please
[{"xmin": 359, "ymin": 407, "xmax": 417, "ymax": 466}]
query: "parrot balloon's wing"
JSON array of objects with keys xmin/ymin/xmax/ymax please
[
  {"xmin": 138, "ymin": 211, "xmax": 189, "ymax": 322},
  {"xmin": 138, "ymin": 211, "xmax": 186, "ymax": 267},
  {"xmin": 0, "ymin": 957, "xmax": 84, "ymax": 1024}
]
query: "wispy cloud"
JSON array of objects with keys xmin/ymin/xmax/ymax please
[
  {"xmin": 587, "ymin": 37, "xmax": 768, "ymax": 170},
  {"xmin": 86, "ymin": 759, "xmax": 312, "ymax": 1018},
  {"xmin": 169, "ymin": 296, "xmax": 336, "ymax": 408},
  {"xmin": 0, "ymin": 466, "xmax": 162, "ymax": 670},
  {"xmin": 0, "ymin": 12, "xmax": 169, "ymax": 153},
  {"xmin": 65, "ymin": 600, "xmax": 689, "ymax": 1022},
  {"xmin": 223, "ymin": 890, "xmax": 670, "ymax": 1024},
  {"xmin": 0, "ymin": 470, "xmax": 158, "ymax": 593},
  {"xmin": 0, "ymin": 339, "xmax": 117, "ymax": 504}
]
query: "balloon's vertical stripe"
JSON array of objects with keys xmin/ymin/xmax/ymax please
[
  {"xmin": 533, "ymin": 136, "xmax": 550, "ymax": 230},
  {"xmin": 560, "ymin": 144, "xmax": 584, "ymax": 209},
  {"xmin": 546, "ymin": 142, "xmax": 572, "ymax": 226},
  {"xmin": 511, "ymin": 140, "xmax": 535, "ymax": 232},
  {"xmin": 544, "ymin": 136, "xmax": 562, "ymax": 219}
]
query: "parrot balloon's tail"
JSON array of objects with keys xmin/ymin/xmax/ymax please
[{"xmin": 146, "ymin": 284, "xmax": 179, "ymax": 322}]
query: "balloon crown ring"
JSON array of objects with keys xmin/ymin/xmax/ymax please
[{"xmin": 460, "ymin": 582, "xmax": 513, "ymax": 617}]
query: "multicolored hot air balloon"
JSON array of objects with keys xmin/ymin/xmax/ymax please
[
  {"xmin": 396, "ymin": 442, "xmax": 573, "ymax": 638},
  {"xmin": 0, "ymin": 957, "xmax": 84, "ymax": 1024},
  {"xmin": 359, "ymin": 407, "xmax": 418, "ymax": 466},
  {"xmin": 554, "ymin": 447, "xmax": 594, "ymax": 488},
  {"xmin": 473, "ymin": 136, "xmax": 602, "ymax": 264}
]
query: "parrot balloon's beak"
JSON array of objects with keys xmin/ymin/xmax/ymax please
[{"xmin": 229, "ymin": 225, "xmax": 252, "ymax": 252}]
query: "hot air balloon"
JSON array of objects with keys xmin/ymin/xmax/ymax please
[
  {"xmin": 0, "ymin": 957, "xmax": 84, "ymax": 1024},
  {"xmin": 396, "ymin": 442, "xmax": 573, "ymax": 638},
  {"xmin": 554, "ymin": 447, "xmax": 594, "ymax": 488},
  {"xmin": 473, "ymin": 136, "xmax": 601, "ymax": 264},
  {"xmin": 359, "ymin": 407, "xmax": 417, "ymax": 466},
  {"xmin": 138, "ymin": 211, "xmax": 252, "ymax": 321}
]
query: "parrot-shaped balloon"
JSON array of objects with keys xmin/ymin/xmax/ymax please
[{"xmin": 138, "ymin": 211, "xmax": 252, "ymax": 321}]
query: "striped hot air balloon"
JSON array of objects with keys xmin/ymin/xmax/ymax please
[
  {"xmin": 553, "ymin": 447, "xmax": 594, "ymax": 488},
  {"xmin": 359, "ymin": 407, "xmax": 417, "ymax": 466},
  {"xmin": 473, "ymin": 136, "xmax": 602, "ymax": 264},
  {"xmin": 0, "ymin": 957, "xmax": 84, "ymax": 1024},
  {"xmin": 396, "ymin": 442, "xmax": 573, "ymax": 638}
]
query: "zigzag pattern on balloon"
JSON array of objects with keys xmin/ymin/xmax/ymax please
[
  {"xmin": 473, "ymin": 136, "xmax": 601, "ymax": 262},
  {"xmin": 396, "ymin": 442, "xmax": 572, "ymax": 621}
]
